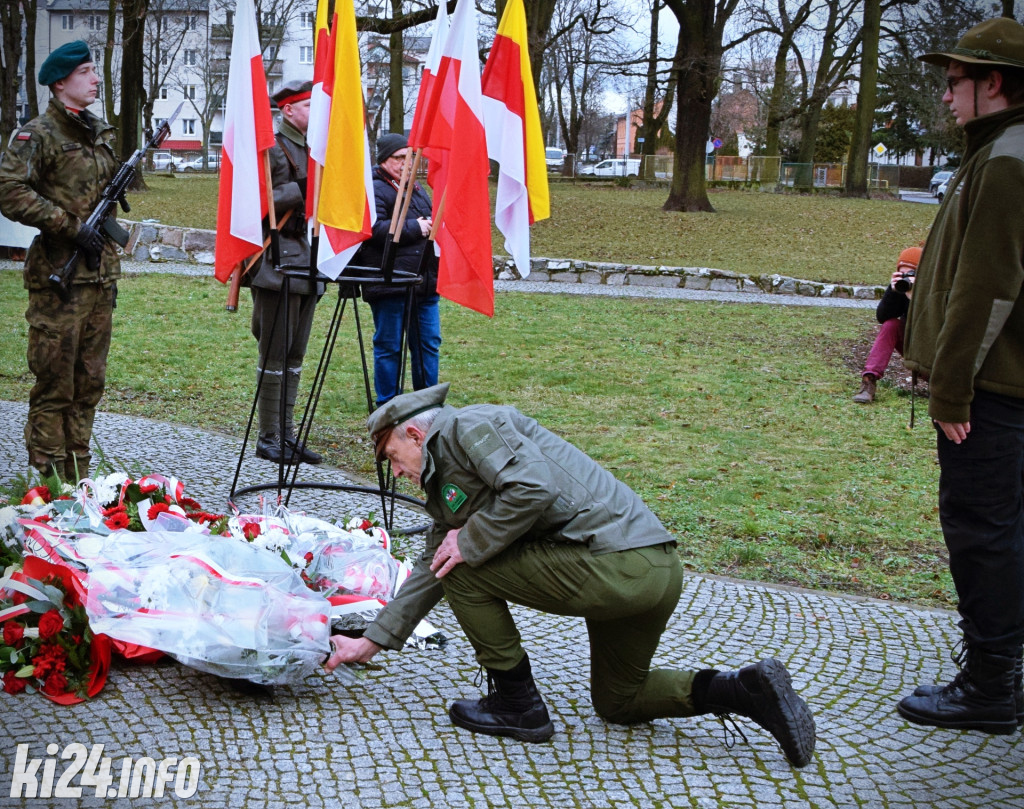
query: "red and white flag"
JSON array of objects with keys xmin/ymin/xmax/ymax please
[
  {"xmin": 417, "ymin": 0, "xmax": 494, "ymax": 317},
  {"xmin": 214, "ymin": 0, "xmax": 275, "ymax": 282},
  {"xmin": 308, "ymin": 0, "xmax": 375, "ymax": 279},
  {"xmin": 481, "ymin": 0, "xmax": 549, "ymax": 278},
  {"xmin": 408, "ymin": 0, "xmax": 450, "ymax": 195}
]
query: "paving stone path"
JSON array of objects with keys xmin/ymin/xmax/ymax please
[{"xmin": 1, "ymin": 400, "xmax": 1023, "ymax": 808}]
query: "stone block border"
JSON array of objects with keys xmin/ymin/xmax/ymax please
[{"xmin": 121, "ymin": 220, "xmax": 886, "ymax": 300}]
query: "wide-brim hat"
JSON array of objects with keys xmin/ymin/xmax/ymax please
[{"xmin": 919, "ymin": 17, "xmax": 1024, "ymax": 69}]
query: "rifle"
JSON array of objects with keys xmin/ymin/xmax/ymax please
[{"xmin": 49, "ymin": 102, "xmax": 184, "ymax": 301}]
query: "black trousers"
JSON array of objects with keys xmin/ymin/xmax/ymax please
[{"xmin": 937, "ymin": 389, "xmax": 1024, "ymax": 653}]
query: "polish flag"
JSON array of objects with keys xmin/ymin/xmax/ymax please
[
  {"xmin": 305, "ymin": 0, "xmax": 332, "ymax": 224},
  {"xmin": 481, "ymin": 0, "xmax": 549, "ymax": 278},
  {"xmin": 418, "ymin": 0, "xmax": 494, "ymax": 317},
  {"xmin": 309, "ymin": 0, "xmax": 375, "ymax": 279},
  {"xmin": 408, "ymin": 0, "xmax": 450, "ymax": 195},
  {"xmin": 214, "ymin": 0, "xmax": 275, "ymax": 282}
]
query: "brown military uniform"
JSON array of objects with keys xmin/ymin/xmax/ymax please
[{"xmin": 0, "ymin": 97, "xmax": 120, "ymax": 479}]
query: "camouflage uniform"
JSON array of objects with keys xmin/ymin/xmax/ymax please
[{"xmin": 0, "ymin": 97, "xmax": 120, "ymax": 479}]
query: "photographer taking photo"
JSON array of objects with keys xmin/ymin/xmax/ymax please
[{"xmin": 852, "ymin": 246, "xmax": 922, "ymax": 404}]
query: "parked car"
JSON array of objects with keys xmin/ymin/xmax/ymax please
[
  {"xmin": 545, "ymin": 147, "xmax": 565, "ymax": 170},
  {"xmin": 151, "ymin": 152, "xmax": 175, "ymax": 171},
  {"xmin": 929, "ymin": 170, "xmax": 953, "ymax": 196},
  {"xmin": 589, "ymin": 158, "xmax": 640, "ymax": 177},
  {"xmin": 936, "ymin": 178, "xmax": 949, "ymax": 202},
  {"xmin": 181, "ymin": 154, "xmax": 221, "ymax": 172}
]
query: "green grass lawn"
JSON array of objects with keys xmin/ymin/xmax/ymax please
[
  {"xmin": 129, "ymin": 175, "xmax": 936, "ymax": 286},
  {"xmin": 0, "ymin": 270, "xmax": 952, "ymax": 610}
]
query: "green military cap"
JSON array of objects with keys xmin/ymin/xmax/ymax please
[
  {"xmin": 367, "ymin": 383, "xmax": 450, "ymax": 451},
  {"xmin": 272, "ymin": 80, "xmax": 313, "ymax": 108},
  {"xmin": 39, "ymin": 40, "xmax": 92, "ymax": 86},
  {"xmin": 919, "ymin": 17, "xmax": 1024, "ymax": 69}
]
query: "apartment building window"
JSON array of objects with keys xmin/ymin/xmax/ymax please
[
  {"xmin": 299, "ymin": 46, "xmax": 313, "ymax": 64},
  {"xmin": 184, "ymin": 15, "xmax": 197, "ymax": 30},
  {"xmin": 183, "ymin": 49, "xmax": 197, "ymax": 66},
  {"xmin": 262, "ymin": 11, "xmax": 278, "ymax": 25},
  {"xmin": 61, "ymin": 14, "xmax": 73, "ymax": 30},
  {"xmin": 265, "ymin": 45, "xmax": 277, "ymax": 62},
  {"xmin": 225, "ymin": 11, "xmax": 233, "ymax": 26},
  {"xmin": 87, "ymin": 15, "xmax": 101, "ymax": 30},
  {"xmin": 184, "ymin": 85, "xmax": 197, "ymax": 100},
  {"xmin": 183, "ymin": 119, "xmax": 196, "ymax": 135},
  {"xmin": 299, "ymin": 11, "xmax": 314, "ymax": 29},
  {"xmin": 159, "ymin": 87, "xmax": 169, "ymax": 100}
]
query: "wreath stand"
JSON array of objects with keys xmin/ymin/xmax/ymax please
[{"xmin": 227, "ymin": 263, "xmax": 431, "ymax": 535}]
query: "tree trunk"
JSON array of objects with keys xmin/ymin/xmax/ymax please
[
  {"xmin": 0, "ymin": 0, "xmax": 24, "ymax": 143},
  {"xmin": 120, "ymin": 0, "xmax": 149, "ymax": 187},
  {"xmin": 523, "ymin": 0, "xmax": 557, "ymax": 102},
  {"xmin": 845, "ymin": 0, "xmax": 880, "ymax": 197},
  {"xmin": 663, "ymin": 0, "xmax": 721, "ymax": 213},
  {"xmin": 763, "ymin": 38, "xmax": 792, "ymax": 159},
  {"xmin": 389, "ymin": 0, "xmax": 404, "ymax": 134},
  {"xmin": 22, "ymin": 0, "xmax": 39, "ymax": 119},
  {"xmin": 105, "ymin": 0, "xmax": 119, "ymax": 128}
]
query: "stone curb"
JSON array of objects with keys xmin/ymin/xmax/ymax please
[{"xmin": 120, "ymin": 219, "xmax": 886, "ymax": 301}]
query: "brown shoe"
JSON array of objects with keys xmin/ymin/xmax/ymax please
[{"xmin": 852, "ymin": 375, "xmax": 876, "ymax": 403}]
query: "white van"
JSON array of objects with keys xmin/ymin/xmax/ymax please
[
  {"xmin": 545, "ymin": 147, "xmax": 565, "ymax": 170},
  {"xmin": 589, "ymin": 158, "xmax": 640, "ymax": 177}
]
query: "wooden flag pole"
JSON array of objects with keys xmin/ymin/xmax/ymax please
[
  {"xmin": 429, "ymin": 188, "xmax": 446, "ymax": 240},
  {"xmin": 393, "ymin": 150, "xmax": 423, "ymax": 243},
  {"xmin": 388, "ymin": 149, "xmax": 415, "ymax": 239},
  {"xmin": 225, "ymin": 209, "xmax": 294, "ymax": 311}
]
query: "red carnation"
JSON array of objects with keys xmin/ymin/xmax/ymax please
[
  {"xmin": 359, "ymin": 519, "xmax": 373, "ymax": 530},
  {"xmin": 138, "ymin": 482, "xmax": 160, "ymax": 494},
  {"xmin": 38, "ymin": 609, "xmax": 65, "ymax": 641},
  {"xmin": 147, "ymin": 502, "xmax": 171, "ymax": 520},
  {"xmin": 104, "ymin": 512, "xmax": 130, "ymax": 530},
  {"xmin": 41, "ymin": 672, "xmax": 69, "ymax": 696},
  {"xmin": 3, "ymin": 671, "xmax": 28, "ymax": 695},
  {"xmin": 180, "ymin": 497, "xmax": 202, "ymax": 510},
  {"xmin": 242, "ymin": 522, "xmax": 261, "ymax": 541},
  {"xmin": 3, "ymin": 620, "xmax": 25, "ymax": 646},
  {"xmin": 304, "ymin": 552, "xmax": 314, "ymax": 564}
]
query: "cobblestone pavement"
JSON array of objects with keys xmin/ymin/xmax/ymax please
[{"xmin": 1, "ymin": 400, "xmax": 1023, "ymax": 809}]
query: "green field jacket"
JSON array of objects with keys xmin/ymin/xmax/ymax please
[
  {"xmin": 904, "ymin": 104, "xmax": 1024, "ymax": 423},
  {"xmin": 363, "ymin": 404, "xmax": 675, "ymax": 649}
]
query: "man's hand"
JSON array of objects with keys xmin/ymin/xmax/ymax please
[
  {"xmin": 936, "ymin": 420, "xmax": 970, "ymax": 444},
  {"xmin": 430, "ymin": 528, "xmax": 464, "ymax": 579},
  {"xmin": 324, "ymin": 635, "xmax": 382, "ymax": 672},
  {"xmin": 74, "ymin": 222, "xmax": 104, "ymax": 271}
]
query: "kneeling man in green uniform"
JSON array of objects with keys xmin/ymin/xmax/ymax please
[{"xmin": 326, "ymin": 384, "xmax": 816, "ymax": 767}]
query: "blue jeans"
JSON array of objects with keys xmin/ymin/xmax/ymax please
[{"xmin": 369, "ymin": 294, "xmax": 441, "ymax": 406}]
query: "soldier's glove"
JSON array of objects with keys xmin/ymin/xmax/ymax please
[{"xmin": 74, "ymin": 222, "xmax": 104, "ymax": 272}]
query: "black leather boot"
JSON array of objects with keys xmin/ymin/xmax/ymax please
[
  {"xmin": 448, "ymin": 654, "xmax": 555, "ymax": 743},
  {"xmin": 898, "ymin": 647, "xmax": 1018, "ymax": 734},
  {"xmin": 255, "ymin": 433, "xmax": 297, "ymax": 464},
  {"xmin": 695, "ymin": 658, "xmax": 816, "ymax": 768},
  {"xmin": 912, "ymin": 645, "xmax": 1023, "ymax": 725}
]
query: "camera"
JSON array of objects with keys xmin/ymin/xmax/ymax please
[{"xmin": 894, "ymin": 270, "xmax": 915, "ymax": 293}]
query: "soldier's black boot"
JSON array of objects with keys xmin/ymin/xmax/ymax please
[
  {"xmin": 899, "ymin": 646, "xmax": 1019, "ymax": 734},
  {"xmin": 912, "ymin": 644, "xmax": 1024, "ymax": 725},
  {"xmin": 254, "ymin": 371, "xmax": 297, "ymax": 464},
  {"xmin": 449, "ymin": 654, "xmax": 555, "ymax": 743},
  {"xmin": 694, "ymin": 658, "xmax": 816, "ymax": 768},
  {"xmin": 283, "ymin": 369, "xmax": 321, "ymax": 465}
]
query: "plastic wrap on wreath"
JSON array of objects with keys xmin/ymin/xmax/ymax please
[{"xmin": 73, "ymin": 531, "xmax": 331, "ymax": 685}]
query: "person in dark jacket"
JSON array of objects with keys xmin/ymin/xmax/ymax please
[
  {"xmin": 852, "ymin": 246, "xmax": 921, "ymax": 403},
  {"xmin": 0, "ymin": 41, "xmax": 119, "ymax": 481},
  {"xmin": 896, "ymin": 17, "xmax": 1024, "ymax": 736},
  {"xmin": 325, "ymin": 384, "xmax": 817, "ymax": 768},
  {"xmin": 249, "ymin": 80, "xmax": 324, "ymax": 465},
  {"xmin": 355, "ymin": 133, "xmax": 441, "ymax": 407}
]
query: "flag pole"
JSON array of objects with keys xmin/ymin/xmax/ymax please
[
  {"xmin": 393, "ymin": 150, "xmax": 423, "ymax": 242},
  {"xmin": 224, "ymin": 209, "xmax": 294, "ymax": 311},
  {"xmin": 264, "ymin": 151, "xmax": 281, "ymax": 267}
]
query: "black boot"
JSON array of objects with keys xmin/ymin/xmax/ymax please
[
  {"xmin": 912, "ymin": 644, "xmax": 1024, "ymax": 725},
  {"xmin": 898, "ymin": 647, "xmax": 1019, "ymax": 734},
  {"xmin": 696, "ymin": 658, "xmax": 816, "ymax": 768},
  {"xmin": 283, "ymin": 369, "xmax": 322, "ymax": 464},
  {"xmin": 448, "ymin": 654, "xmax": 555, "ymax": 743},
  {"xmin": 255, "ymin": 433, "xmax": 298, "ymax": 464}
]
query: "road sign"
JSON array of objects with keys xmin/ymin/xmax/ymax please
[
  {"xmin": 873, "ymin": 143, "xmax": 887, "ymax": 157},
  {"xmin": 713, "ymin": 138, "xmax": 723, "ymax": 149}
]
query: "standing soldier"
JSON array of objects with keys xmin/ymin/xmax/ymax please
[
  {"xmin": 248, "ymin": 80, "xmax": 324, "ymax": 465},
  {"xmin": 0, "ymin": 41, "xmax": 120, "ymax": 482}
]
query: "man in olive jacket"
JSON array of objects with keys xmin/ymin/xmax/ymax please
[
  {"xmin": 0, "ymin": 41, "xmax": 119, "ymax": 481},
  {"xmin": 898, "ymin": 18, "xmax": 1024, "ymax": 735},
  {"xmin": 249, "ymin": 80, "xmax": 324, "ymax": 465},
  {"xmin": 326, "ymin": 384, "xmax": 816, "ymax": 768}
]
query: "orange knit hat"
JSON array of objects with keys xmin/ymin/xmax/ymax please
[{"xmin": 897, "ymin": 246, "xmax": 922, "ymax": 269}]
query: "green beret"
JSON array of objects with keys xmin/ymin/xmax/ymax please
[
  {"xmin": 39, "ymin": 40, "xmax": 92, "ymax": 86},
  {"xmin": 366, "ymin": 383, "xmax": 450, "ymax": 439}
]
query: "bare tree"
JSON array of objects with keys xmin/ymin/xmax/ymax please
[
  {"xmin": 22, "ymin": 0, "xmax": 40, "ymax": 120},
  {"xmin": 0, "ymin": 0, "xmax": 24, "ymax": 144},
  {"xmin": 120, "ymin": 0, "xmax": 150, "ymax": 181},
  {"xmin": 845, "ymin": 0, "xmax": 881, "ymax": 196},
  {"xmin": 142, "ymin": 0, "xmax": 204, "ymax": 140}
]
